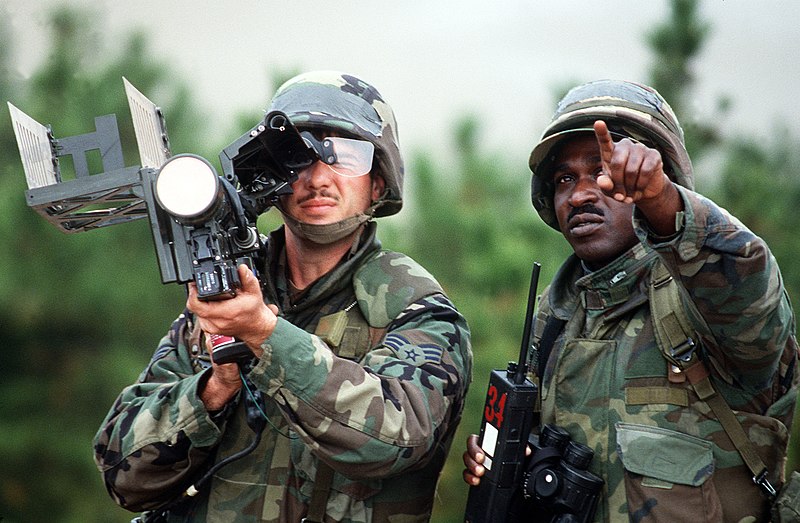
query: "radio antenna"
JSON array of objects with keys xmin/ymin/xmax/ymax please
[{"xmin": 513, "ymin": 262, "xmax": 540, "ymax": 384}]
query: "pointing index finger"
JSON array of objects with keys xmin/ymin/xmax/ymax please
[
  {"xmin": 593, "ymin": 120, "xmax": 615, "ymax": 163},
  {"xmin": 593, "ymin": 120, "xmax": 619, "ymax": 196}
]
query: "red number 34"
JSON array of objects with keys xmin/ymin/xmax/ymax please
[{"xmin": 484, "ymin": 384, "xmax": 507, "ymax": 429}]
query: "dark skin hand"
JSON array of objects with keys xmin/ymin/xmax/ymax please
[
  {"xmin": 462, "ymin": 120, "xmax": 685, "ymax": 486},
  {"xmin": 462, "ymin": 434, "xmax": 531, "ymax": 486},
  {"xmin": 593, "ymin": 120, "xmax": 683, "ymax": 236},
  {"xmin": 462, "ymin": 434, "xmax": 486, "ymax": 486}
]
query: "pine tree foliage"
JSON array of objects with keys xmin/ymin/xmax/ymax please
[
  {"xmin": 1, "ymin": 2, "xmax": 799, "ymax": 521},
  {"xmin": 0, "ymin": 8, "xmax": 209, "ymax": 522}
]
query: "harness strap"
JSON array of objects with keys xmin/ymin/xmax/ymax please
[
  {"xmin": 305, "ymin": 301, "xmax": 375, "ymax": 520},
  {"xmin": 303, "ymin": 463, "xmax": 335, "ymax": 523},
  {"xmin": 649, "ymin": 261, "xmax": 777, "ymax": 500},
  {"xmin": 534, "ymin": 315, "xmax": 566, "ymax": 415},
  {"xmin": 537, "ymin": 316, "xmax": 567, "ymax": 379}
]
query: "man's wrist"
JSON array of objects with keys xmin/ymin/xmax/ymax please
[
  {"xmin": 243, "ymin": 314, "xmax": 278, "ymax": 357},
  {"xmin": 200, "ymin": 370, "xmax": 241, "ymax": 411},
  {"xmin": 636, "ymin": 182, "xmax": 684, "ymax": 237}
]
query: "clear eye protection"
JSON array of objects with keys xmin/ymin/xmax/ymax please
[{"xmin": 300, "ymin": 132, "xmax": 375, "ymax": 177}]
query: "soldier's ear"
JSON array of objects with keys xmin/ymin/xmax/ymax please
[{"xmin": 371, "ymin": 175, "xmax": 386, "ymax": 202}]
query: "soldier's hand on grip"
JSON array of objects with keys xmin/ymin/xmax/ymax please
[{"xmin": 463, "ymin": 434, "xmax": 486, "ymax": 486}]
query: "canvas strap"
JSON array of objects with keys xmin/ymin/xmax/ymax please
[
  {"xmin": 649, "ymin": 261, "xmax": 777, "ymax": 500},
  {"xmin": 303, "ymin": 462, "xmax": 335, "ymax": 523},
  {"xmin": 304, "ymin": 302, "xmax": 375, "ymax": 521}
]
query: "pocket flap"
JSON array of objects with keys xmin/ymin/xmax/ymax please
[{"xmin": 616, "ymin": 423, "xmax": 714, "ymax": 486}]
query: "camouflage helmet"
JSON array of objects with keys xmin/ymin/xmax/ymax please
[
  {"xmin": 528, "ymin": 79, "xmax": 693, "ymax": 230},
  {"xmin": 267, "ymin": 71, "xmax": 403, "ymax": 217}
]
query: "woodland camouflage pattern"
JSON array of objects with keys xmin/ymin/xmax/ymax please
[
  {"xmin": 531, "ymin": 186, "xmax": 799, "ymax": 522},
  {"xmin": 94, "ymin": 223, "xmax": 472, "ymax": 522},
  {"xmin": 268, "ymin": 71, "xmax": 404, "ymax": 218}
]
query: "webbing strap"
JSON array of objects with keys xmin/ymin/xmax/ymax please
[
  {"xmin": 304, "ymin": 303, "xmax": 374, "ymax": 521},
  {"xmin": 304, "ymin": 463, "xmax": 335, "ymax": 522},
  {"xmin": 625, "ymin": 386, "xmax": 689, "ymax": 406},
  {"xmin": 534, "ymin": 315, "xmax": 566, "ymax": 415},
  {"xmin": 649, "ymin": 261, "xmax": 776, "ymax": 499},
  {"xmin": 537, "ymin": 316, "xmax": 567, "ymax": 379}
]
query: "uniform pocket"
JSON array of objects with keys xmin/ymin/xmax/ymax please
[{"xmin": 616, "ymin": 423, "xmax": 723, "ymax": 522}]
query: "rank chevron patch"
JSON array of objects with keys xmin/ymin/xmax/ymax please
[{"xmin": 383, "ymin": 333, "xmax": 443, "ymax": 364}]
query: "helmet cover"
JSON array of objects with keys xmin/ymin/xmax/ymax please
[
  {"xmin": 268, "ymin": 71, "xmax": 403, "ymax": 217},
  {"xmin": 529, "ymin": 80, "xmax": 693, "ymax": 229}
]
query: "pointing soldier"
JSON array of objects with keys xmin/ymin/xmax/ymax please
[{"xmin": 463, "ymin": 80, "xmax": 798, "ymax": 522}]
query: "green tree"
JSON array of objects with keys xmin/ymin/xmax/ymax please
[
  {"xmin": 0, "ymin": 7, "xmax": 209, "ymax": 522},
  {"xmin": 646, "ymin": 0, "xmax": 725, "ymax": 156}
]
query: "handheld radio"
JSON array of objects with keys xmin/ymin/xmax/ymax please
[{"xmin": 464, "ymin": 263, "xmax": 541, "ymax": 523}]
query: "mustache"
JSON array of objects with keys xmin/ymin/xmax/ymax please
[
  {"xmin": 298, "ymin": 190, "xmax": 339, "ymax": 204},
  {"xmin": 568, "ymin": 204, "xmax": 604, "ymax": 222}
]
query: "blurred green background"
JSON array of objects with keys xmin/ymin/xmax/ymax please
[{"xmin": 2, "ymin": 1, "xmax": 799, "ymax": 521}]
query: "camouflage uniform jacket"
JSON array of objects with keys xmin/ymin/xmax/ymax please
[
  {"xmin": 534, "ymin": 186, "xmax": 798, "ymax": 522},
  {"xmin": 93, "ymin": 222, "xmax": 472, "ymax": 522}
]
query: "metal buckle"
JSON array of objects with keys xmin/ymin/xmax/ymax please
[
  {"xmin": 669, "ymin": 337, "xmax": 696, "ymax": 363},
  {"xmin": 753, "ymin": 469, "xmax": 778, "ymax": 501}
]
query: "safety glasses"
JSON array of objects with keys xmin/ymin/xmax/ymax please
[{"xmin": 300, "ymin": 132, "xmax": 375, "ymax": 178}]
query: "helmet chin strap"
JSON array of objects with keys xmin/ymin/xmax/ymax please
[{"xmin": 280, "ymin": 200, "xmax": 382, "ymax": 245}]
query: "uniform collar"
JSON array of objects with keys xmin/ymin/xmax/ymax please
[
  {"xmin": 262, "ymin": 221, "xmax": 382, "ymax": 313},
  {"xmin": 550, "ymin": 242, "xmax": 657, "ymax": 319}
]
